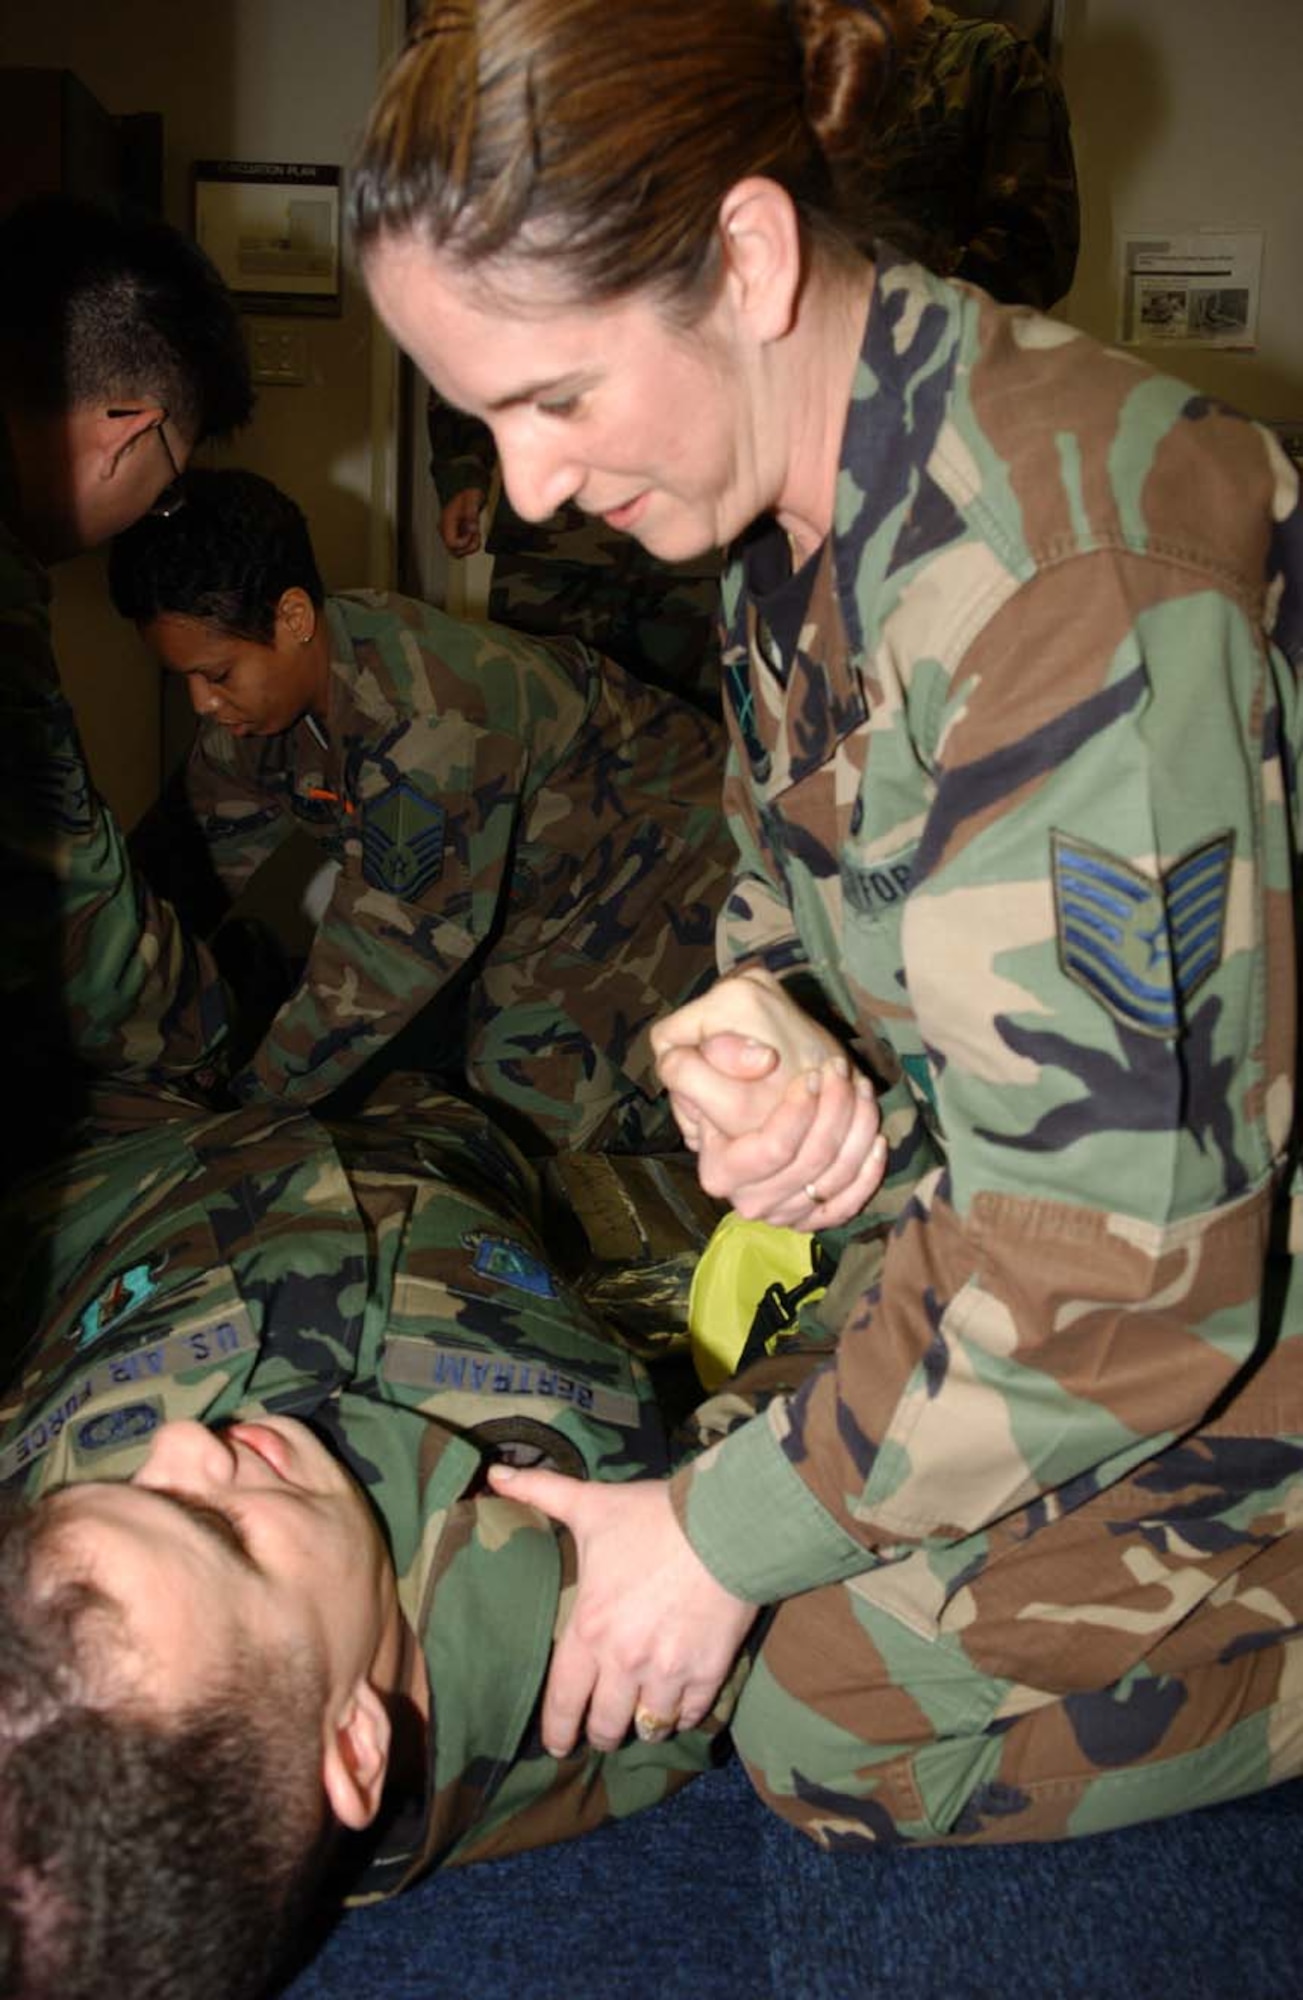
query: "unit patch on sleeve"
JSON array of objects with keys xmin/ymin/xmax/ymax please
[
  {"xmin": 1052, "ymin": 829, "xmax": 1233, "ymax": 1037},
  {"xmin": 361, "ymin": 779, "xmax": 446, "ymax": 897}
]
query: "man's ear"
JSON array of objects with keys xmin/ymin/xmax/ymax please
[
  {"xmin": 716, "ymin": 176, "xmax": 804, "ymax": 344},
  {"xmin": 276, "ymin": 586, "xmax": 318, "ymax": 647},
  {"xmin": 94, "ymin": 405, "xmax": 164, "ymax": 483},
  {"xmin": 321, "ymin": 1679, "xmax": 392, "ymax": 1832}
]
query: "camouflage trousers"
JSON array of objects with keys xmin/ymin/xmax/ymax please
[
  {"xmin": 680, "ymin": 1313, "xmax": 1303, "ymax": 1849},
  {"xmin": 736, "ymin": 1523, "xmax": 1303, "ymax": 1848},
  {"xmin": 489, "ymin": 556, "xmax": 721, "ymax": 716}
]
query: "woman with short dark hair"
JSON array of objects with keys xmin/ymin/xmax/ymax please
[{"xmin": 110, "ymin": 465, "xmax": 737, "ymax": 1153}]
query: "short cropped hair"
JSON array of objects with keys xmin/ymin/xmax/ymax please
[
  {"xmin": 108, "ymin": 468, "xmax": 325, "ymax": 645},
  {"xmin": 0, "ymin": 1496, "xmax": 333, "ymax": 2000},
  {"xmin": 0, "ymin": 195, "xmax": 253, "ymax": 443}
]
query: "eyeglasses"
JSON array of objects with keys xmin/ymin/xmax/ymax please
[{"xmin": 106, "ymin": 405, "xmax": 187, "ymax": 517}]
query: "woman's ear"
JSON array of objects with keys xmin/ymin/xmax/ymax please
[
  {"xmin": 320, "ymin": 1678, "xmax": 392, "ymax": 1832},
  {"xmin": 276, "ymin": 586, "xmax": 318, "ymax": 647},
  {"xmin": 716, "ymin": 176, "xmax": 804, "ymax": 344}
]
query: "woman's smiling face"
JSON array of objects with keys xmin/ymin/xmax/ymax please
[{"xmin": 364, "ymin": 231, "xmax": 782, "ymax": 565}]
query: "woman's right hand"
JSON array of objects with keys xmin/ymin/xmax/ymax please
[{"xmin": 652, "ymin": 971, "xmax": 887, "ymax": 1230}]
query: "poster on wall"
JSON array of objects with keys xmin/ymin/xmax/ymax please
[
  {"xmin": 193, "ymin": 160, "xmax": 342, "ymax": 315},
  {"xmin": 1118, "ymin": 230, "xmax": 1263, "ymax": 350}
]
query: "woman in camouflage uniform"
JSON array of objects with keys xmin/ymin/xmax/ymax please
[
  {"xmin": 349, "ymin": 0, "xmax": 1303, "ymax": 1849},
  {"xmin": 110, "ymin": 468, "xmax": 734, "ymax": 1154}
]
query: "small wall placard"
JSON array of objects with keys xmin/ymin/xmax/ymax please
[{"xmin": 194, "ymin": 160, "xmax": 341, "ymax": 315}]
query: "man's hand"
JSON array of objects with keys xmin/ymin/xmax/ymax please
[
  {"xmin": 652, "ymin": 970, "xmax": 886, "ymax": 1229},
  {"xmin": 651, "ymin": 968, "xmax": 840, "ymax": 1092},
  {"xmin": 439, "ymin": 489, "xmax": 485, "ymax": 557},
  {"xmin": 487, "ymin": 1467, "xmax": 757, "ymax": 1757}
]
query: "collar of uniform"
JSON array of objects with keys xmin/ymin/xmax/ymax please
[
  {"xmin": 385, "ymin": 1490, "xmax": 561, "ymax": 1889},
  {"xmin": 731, "ymin": 249, "xmax": 958, "ymax": 678},
  {"xmin": 831, "ymin": 246, "xmax": 962, "ymax": 656},
  {"xmin": 740, "ymin": 518, "xmax": 821, "ymax": 685},
  {"xmin": 323, "ymin": 590, "xmax": 416, "ymax": 752},
  {"xmin": 322, "ymin": 593, "xmax": 359, "ymax": 747}
]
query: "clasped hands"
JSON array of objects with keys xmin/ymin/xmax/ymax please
[
  {"xmin": 487, "ymin": 972, "xmax": 886, "ymax": 1760},
  {"xmin": 650, "ymin": 966, "xmax": 886, "ymax": 1231}
]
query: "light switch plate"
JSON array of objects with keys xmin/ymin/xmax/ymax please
[{"xmin": 250, "ymin": 326, "xmax": 308, "ymax": 385}]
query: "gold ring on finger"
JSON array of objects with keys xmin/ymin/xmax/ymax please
[{"xmin": 633, "ymin": 1704, "xmax": 680, "ymax": 1743}]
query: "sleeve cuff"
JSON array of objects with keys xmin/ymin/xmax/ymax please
[
  {"xmin": 669, "ymin": 1406, "xmax": 871, "ymax": 1603},
  {"xmin": 443, "ymin": 453, "xmax": 491, "ymax": 496}
]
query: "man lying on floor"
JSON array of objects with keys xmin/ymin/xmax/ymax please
[{"xmin": 0, "ymin": 1078, "xmax": 750, "ymax": 2000}]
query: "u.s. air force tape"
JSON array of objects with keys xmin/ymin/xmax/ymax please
[
  {"xmin": 380, "ymin": 1337, "xmax": 641, "ymax": 1430},
  {"xmin": 0, "ymin": 1317, "xmax": 256, "ymax": 1485}
]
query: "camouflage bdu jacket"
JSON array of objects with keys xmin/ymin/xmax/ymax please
[
  {"xmin": 0, "ymin": 464, "xmax": 229, "ymax": 1117},
  {"xmin": 0, "ymin": 1080, "xmax": 728, "ymax": 1891},
  {"xmin": 674, "ymin": 251, "xmax": 1303, "ymax": 1833},
  {"xmin": 156, "ymin": 591, "xmax": 731, "ymax": 1150},
  {"xmin": 865, "ymin": 3, "xmax": 1079, "ymax": 309},
  {"xmin": 428, "ymin": 394, "xmax": 722, "ymax": 709}
]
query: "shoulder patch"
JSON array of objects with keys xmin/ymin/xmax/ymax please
[
  {"xmin": 361, "ymin": 779, "xmax": 446, "ymax": 897},
  {"xmin": 1052, "ymin": 829, "xmax": 1233, "ymax": 1037}
]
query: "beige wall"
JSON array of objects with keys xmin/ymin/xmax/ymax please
[
  {"xmin": 1, "ymin": 0, "xmax": 399, "ymax": 825},
  {"xmin": 1058, "ymin": 0, "xmax": 1303, "ymax": 420},
  {"xmin": 6, "ymin": 2, "xmax": 1302, "ymax": 822}
]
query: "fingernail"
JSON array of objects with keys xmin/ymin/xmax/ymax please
[
  {"xmin": 856, "ymin": 1076, "xmax": 875, "ymax": 1100},
  {"xmin": 828, "ymin": 1055, "xmax": 849, "ymax": 1081},
  {"xmin": 805, "ymin": 1068, "xmax": 822, "ymax": 1094},
  {"xmin": 871, "ymin": 1134, "xmax": 888, "ymax": 1161},
  {"xmin": 492, "ymin": 1464, "xmax": 517, "ymax": 1482}
]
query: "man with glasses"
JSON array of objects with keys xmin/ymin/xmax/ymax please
[
  {"xmin": 0, "ymin": 194, "xmax": 254, "ymax": 1164},
  {"xmin": 107, "ymin": 403, "xmax": 189, "ymax": 520}
]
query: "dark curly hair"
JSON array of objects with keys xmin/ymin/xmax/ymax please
[
  {"xmin": 0, "ymin": 1495, "xmax": 335, "ymax": 2000},
  {"xmin": 0, "ymin": 195, "xmax": 253, "ymax": 444},
  {"xmin": 108, "ymin": 467, "xmax": 325, "ymax": 645}
]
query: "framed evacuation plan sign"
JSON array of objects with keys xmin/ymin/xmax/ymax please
[{"xmin": 193, "ymin": 160, "xmax": 342, "ymax": 315}]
